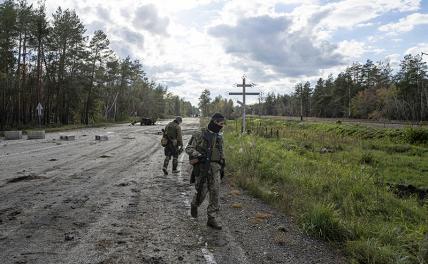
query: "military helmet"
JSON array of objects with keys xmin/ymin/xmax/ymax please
[
  {"xmin": 175, "ymin": 116, "xmax": 183, "ymax": 124},
  {"xmin": 211, "ymin": 113, "xmax": 225, "ymax": 122}
]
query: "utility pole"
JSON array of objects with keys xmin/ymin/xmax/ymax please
[{"xmin": 229, "ymin": 76, "xmax": 259, "ymax": 133}]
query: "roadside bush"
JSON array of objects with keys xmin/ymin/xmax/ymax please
[
  {"xmin": 360, "ymin": 152, "xmax": 376, "ymax": 165},
  {"xmin": 403, "ymin": 128, "xmax": 428, "ymax": 144},
  {"xmin": 301, "ymin": 202, "xmax": 352, "ymax": 242},
  {"xmin": 346, "ymin": 239, "xmax": 395, "ymax": 264},
  {"xmin": 385, "ymin": 144, "xmax": 412, "ymax": 154},
  {"xmin": 421, "ymin": 233, "xmax": 428, "ymax": 263}
]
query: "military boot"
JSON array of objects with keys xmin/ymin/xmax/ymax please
[
  {"xmin": 207, "ymin": 217, "xmax": 222, "ymax": 230},
  {"xmin": 172, "ymin": 159, "xmax": 179, "ymax": 173},
  {"xmin": 190, "ymin": 204, "xmax": 198, "ymax": 218},
  {"xmin": 163, "ymin": 158, "xmax": 169, "ymax": 175}
]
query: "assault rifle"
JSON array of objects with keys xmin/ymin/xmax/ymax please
[{"xmin": 195, "ymin": 131, "xmax": 217, "ymax": 200}]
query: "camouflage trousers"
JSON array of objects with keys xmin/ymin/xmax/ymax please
[
  {"xmin": 163, "ymin": 156, "xmax": 178, "ymax": 171},
  {"xmin": 163, "ymin": 144, "xmax": 179, "ymax": 170},
  {"xmin": 191, "ymin": 162, "xmax": 221, "ymax": 220}
]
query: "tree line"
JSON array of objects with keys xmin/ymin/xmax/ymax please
[
  {"xmin": 198, "ymin": 89, "xmax": 235, "ymax": 119},
  {"xmin": 253, "ymin": 55, "xmax": 428, "ymax": 121},
  {"xmin": 0, "ymin": 0, "xmax": 196, "ymax": 129}
]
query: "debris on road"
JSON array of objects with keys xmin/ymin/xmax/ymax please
[
  {"xmin": 95, "ymin": 135, "xmax": 109, "ymax": 141},
  {"xmin": 60, "ymin": 135, "xmax": 75, "ymax": 141},
  {"xmin": 64, "ymin": 233, "xmax": 75, "ymax": 241},
  {"xmin": 27, "ymin": 131, "xmax": 46, "ymax": 140},
  {"xmin": 4, "ymin": 131, "xmax": 22, "ymax": 140}
]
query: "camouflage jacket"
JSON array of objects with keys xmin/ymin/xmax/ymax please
[
  {"xmin": 165, "ymin": 121, "xmax": 183, "ymax": 147},
  {"xmin": 185, "ymin": 128, "xmax": 223, "ymax": 163}
]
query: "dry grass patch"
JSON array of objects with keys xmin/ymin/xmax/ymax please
[
  {"xmin": 273, "ymin": 231, "xmax": 287, "ymax": 246},
  {"xmin": 230, "ymin": 190, "xmax": 241, "ymax": 196},
  {"xmin": 249, "ymin": 217, "xmax": 264, "ymax": 224},
  {"xmin": 231, "ymin": 203, "xmax": 243, "ymax": 209},
  {"xmin": 255, "ymin": 212, "xmax": 273, "ymax": 220}
]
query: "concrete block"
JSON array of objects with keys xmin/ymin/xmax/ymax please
[
  {"xmin": 4, "ymin": 131, "xmax": 22, "ymax": 140},
  {"xmin": 60, "ymin": 135, "xmax": 75, "ymax": 141},
  {"xmin": 27, "ymin": 130, "xmax": 46, "ymax": 140},
  {"xmin": 95, "ymin": 135, "xmax": 109, "ymax": 141}
]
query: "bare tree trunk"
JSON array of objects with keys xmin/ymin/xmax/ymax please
[
  {"xmin": 22, "ymin": 32, "xmax": 27, "ymax": 124},
  {"xmin": 16, "ymin": 32, "xmax": 22, "ymax": 126},
  {"xmin": 42, "ymin": 45, "xmax": 51, "ymax": 125},
  {"xmin": 85, "ymin": 53, "xmax": 98, "ymax": 125}
]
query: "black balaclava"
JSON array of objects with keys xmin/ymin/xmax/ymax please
[
  {"xmin": 174, "ymin": 116, "xmax": 182, "ymax": 124},
  {"xmin": 208, "ymin": 113, "xmax": 225, "ymax": 133}
]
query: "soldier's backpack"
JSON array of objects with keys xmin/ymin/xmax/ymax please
[{"xmin": 161, "ymin": 129, "xmax": 168, "ymax": 147}]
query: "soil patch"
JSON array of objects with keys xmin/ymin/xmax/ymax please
[{"xmin": 388, "ymin": 183, "xmax": 428, "ymax": 200}]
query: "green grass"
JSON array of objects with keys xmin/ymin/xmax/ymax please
[{"xmin": 224, "ymin": 118, "xmax": 428, "ymax": 264}]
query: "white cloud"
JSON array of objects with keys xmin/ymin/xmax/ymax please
[
  {"xmin": 405, "ymin": 43, "xmax": 428, "ymax": 58},
  {"xmin": 385, "ymin": 53, "xmax": 402, "ymax": 70},
  {"xmin": 337, "ymin": 40, "xmax": 366, "ymax": 59},
  {"xmin": 133, "ymin": 4, "xmax": 170, "ymax": 36},
  {"xmin": 356, "ymin": 22, "xmax": 375, "ymax": 28},
  {"xmin": 290, "ymin": 0, "xmax": 421, "ymax": 36},
  {"xmin": 379, "ymin": 13, "xmax": 428, "ymax": 34},
  {"xmin": 209, "ymin": 15, "xmax": 344, "ymax": 77}
]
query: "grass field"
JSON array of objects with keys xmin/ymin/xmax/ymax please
[{"xmin": 224, "ymin": 117, "xmax": 428, "ymax": 264}]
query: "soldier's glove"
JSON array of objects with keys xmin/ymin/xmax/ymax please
[
  {"xmin": 197, "ymin": 155, "xmax": 207, "ymax": 164},
  {"xmin": 189, "ymin": 158, "xmax": 199, "ymax": 165},
  {"xmin": 189, "ymin": 154, "xmax": 206, "ymax": 165}
]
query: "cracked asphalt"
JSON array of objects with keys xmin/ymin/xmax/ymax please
[{"xmin": 0, "ymin": 118, "xmax": 344, "ymax": 264}]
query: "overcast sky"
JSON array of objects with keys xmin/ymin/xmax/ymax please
[{"xmin": 22, "ymin": 0, "xmax": 428, "ymax": 104}]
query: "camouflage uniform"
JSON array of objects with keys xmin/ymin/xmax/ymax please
[
  {"xmin": 186, "ymin": 128, "xmax": 224, "ymax": 221},
  {"xmin": 163, "ymin": 120, "xmax": 183, "ymax": 172}
]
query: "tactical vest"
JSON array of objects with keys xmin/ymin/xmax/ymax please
[{"xmin": 195, "ymin": 129, "xmax": 223, "ymax": 162}]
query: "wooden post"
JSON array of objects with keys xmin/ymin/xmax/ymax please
[{"xmin": 229, "ymin": 76, "xmax": 259, "ymax": 134}]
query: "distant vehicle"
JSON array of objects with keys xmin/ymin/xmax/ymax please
[{"xmin": 141, "ymin": 117, "xmax": 156, "ymax": 126}]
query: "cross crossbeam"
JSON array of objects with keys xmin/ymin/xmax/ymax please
[
  {"xmin": 229, "ymin": 92, "xmax": 260, "ymax": 96},
  {"xmin": 229, "ymin": 76, "xmax": 259, "ymax": 133}
]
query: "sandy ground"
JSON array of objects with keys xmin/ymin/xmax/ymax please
[{"xmin": 0, "ymin": 118, "xmax": 344, "ymax": 264}]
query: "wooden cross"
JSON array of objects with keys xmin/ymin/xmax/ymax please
[{"xmin": 229, "ymin": 76, "xmax": 259, "ymax": 133}]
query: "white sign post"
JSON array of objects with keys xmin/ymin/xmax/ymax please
[
  {"xmin": 36, "ymin": 103, "xmax": 43, "ymax": 127},
  {"xmin": 229, "ymin": 76, "xmax": 259, "ymax": 133}
]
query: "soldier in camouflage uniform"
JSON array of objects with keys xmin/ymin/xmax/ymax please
[
  {"xmin": 186, "ymin": 113, "xmax": 225, "ymax": 230},
  {"xmin": 163, "ymin": 116, "xmax": 183, "ymax": 175}
]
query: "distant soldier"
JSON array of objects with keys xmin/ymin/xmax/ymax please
[
  {"xmin": 162, "ymin": 116, "xmax": 183, "ymax": 175},
  {"xmin": 186, "ymin": 113, "xmax": 225, "ymax": 230}
]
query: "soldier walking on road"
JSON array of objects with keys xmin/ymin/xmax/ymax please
[
  {"xmin": 186, "ymin": 113, "xmax": 225, "ymax": 230},
  {"xmin": 162, "ymin": 117, "xmax": 183, "ymax": 175}
]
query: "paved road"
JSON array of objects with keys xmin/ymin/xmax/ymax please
[{"xmin": 0, "ymin": 118, "xmax": 344, "ymax": 264}]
